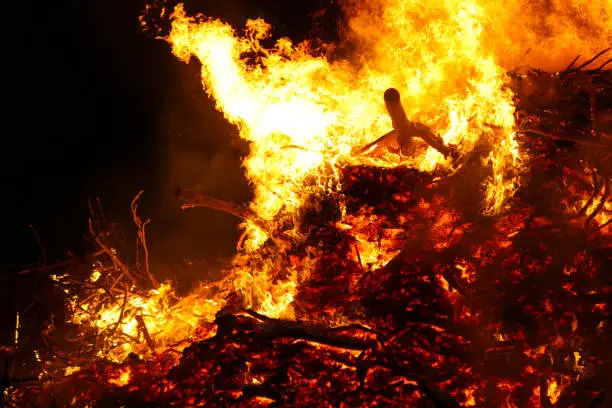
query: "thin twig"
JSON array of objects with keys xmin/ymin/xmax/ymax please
[
  {"xmin": 177, "ymin": 187, "xmax": 258, "ymax": 221},
  {"xmin": 585, "ymin": 180, "xmax": 610, "ymax": 231},
  {"xmin": 355, "ymin": 130, "xmax": 397, "ymax": 155},
  {"xmin": 108, "ymin": 285, "xmax": 129, "ymax": 343},
  {"xmin": 17, "ymin": 260, "xmax": 76, "ymax": 276},
  {"xmin": 176, "ymin": 187, "xmax": 278, "ymax": 242},
  {"xmin": 577, "ymin": 172, "xmax": 599, "ymax": 217},
  {"xmin": 595, "ymin": 218, "xmax": 611, "ymax": 233},
  {"xmin": 131, "ymin": 191, "xmax": 159, "ymax": 288},
  {"xmin": 89, "ymin": 219, "xmax": 135, "ymax": 283},
  {"xmin": 597, "ymin": 58, "xmax": 611, "ymax": 71},
  {"xmin": 28, "ymin": 225, "xmax": 46, "ymax": 266}
]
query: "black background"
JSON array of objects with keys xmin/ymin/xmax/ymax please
[{"xmin": 1, "ymin": 0, "xmax": 339, "ymax": 347}]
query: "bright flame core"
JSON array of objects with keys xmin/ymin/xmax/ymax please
[{"xmin": 168, "ymin": 0, "xmax": 524, "ymax": 238}]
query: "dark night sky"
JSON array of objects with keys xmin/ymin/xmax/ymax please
[{"xmin": 2, "ymin": 0, "xmax": 339, "ymax": 270}]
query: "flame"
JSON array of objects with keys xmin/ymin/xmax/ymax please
[
  {"xmin": 525, "ymin": 375, "xmax": 573, "ymax": 406},
  {"xmin": 168, "ymin": 0, "xmax": 524, "ymax": 234},
  {"xmin": 463, "ymin": 385, "xmax": 477, "ymax": 406},
  {"xmin": 474, "ymin": 0, "xmax": 612, "ymax": 71},
  {"xmin": 69, "ymin": 279, "xmax": 221, "ymax": 362},
  {"xmin": 64, "ymin": 366, "xmax": 81, "ymax": 376},
  {"xmin": 156, "ymin": 0, "xmax": 610, "ymax": 350},
  {"xmin": 339, "ymin": 209, "xmax": 404, "ymax": 270},
  {"xmin": 161, "ymin": 0, "xmax": 536, "ymax": 321},
  {"xmin": 22, "ymin": 4, "xmax": 608, "ymax": 403},
  {"xmin": 563, "ymin": 166, "xmax": 611, "ymax": 234}
]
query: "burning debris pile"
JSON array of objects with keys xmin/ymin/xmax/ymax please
[
  {"xmin": 5, "ymin": 79, "xmax": 611, "ymax": 406},
  {"xmin": 3, "ymin": 1, "xmax": 611, "ymax": 407}
]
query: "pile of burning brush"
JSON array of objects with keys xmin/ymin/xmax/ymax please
[
  {"xmin": 3, "ymin": 59, "xmax": 610, "ymax": 406},
  {"xmin": 2, "ymin": 1, "xmax": 611, "ymax": 405}
]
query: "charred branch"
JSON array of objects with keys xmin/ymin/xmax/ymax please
[
  {"xmin": 573, "ymin": 48, "xmax": 610, "ymax": 72},
  {"xmin": 519, "ymin": 128, "xmax": 612, "ymax": 150},
  {"xmin": 134, "ymin": 315, "xmax": 156, "ymax": 355},
  {"xmin": 175, "ymin": 187, "xmax": 288, "ymax": 246},
  {"xmin": 176, "ymin": 187, "xmax": 263, "ymax": 226}
]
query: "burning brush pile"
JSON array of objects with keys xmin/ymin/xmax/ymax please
[{"xmin": 3, "ymin": 1, "xmax": 611, "ymax": 407}]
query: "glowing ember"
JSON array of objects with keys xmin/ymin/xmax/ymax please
[
  {"xmin": 14, "ymin": 312, "xmax": 19, "ymax": 346},
  {"xmin": 107, "ymin": 367, "xmax": 132, "ymax": 387}
]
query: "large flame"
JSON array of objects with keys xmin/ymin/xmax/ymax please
[
  {"xmin": 46, "ymin": 0, "xmax": 610, "ymax": 367},
  {"xmin": 162, "ymin": 0, "xmax": 610, "ymax": 324},
  {"xmin": 168, "ymin": 0, "xmax": 523, "ymax": 230}
]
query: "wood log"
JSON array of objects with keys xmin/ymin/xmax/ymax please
[{"xmin": 384, "ymin": 88, "xmax": 453, "ymax": 158}]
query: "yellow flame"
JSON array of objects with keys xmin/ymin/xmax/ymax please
[
  {"xmin": 168, "ymin": 0, "xmax": 524, "ymax": 231},
  {"xmin": 90, "ymin": 269, "xmax": 101, "ymax": 283},
  {"xmin": 64, "ymin": 0, "xmax": 609, "ymax": 367},
  {"xmin": 163, "ymin": 0, "xmax": 534, "ymax": 318},
  {"xmin": 71, "ymin": 280, "xmax": 221, "ymax": 362},
  {"xmin": 161, "ymin": 0, "xmax": 609, "ymax": 335},
  {"xmin": 474, "ymin": 0, "xmax": 612, "ymax": 71},
  {"xmin": 463, "ymin": 385, "xmax": 477, "ymax": 406}
]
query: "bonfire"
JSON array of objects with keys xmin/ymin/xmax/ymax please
[{"xmin": 3, "ymin": 0, "xmax": 611, "ymax": 407}]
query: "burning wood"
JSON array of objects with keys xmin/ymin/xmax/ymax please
[
  {"xmin": 3, "ymin": 2, "xmax": 612, "ymax": 407},
  {"xmin": 6, "ymin": 117, "xmax": 610, "ymax": 406},
  {"xmin": 384, "ymin": 87, "xmax": 455, "ymax": 158}
]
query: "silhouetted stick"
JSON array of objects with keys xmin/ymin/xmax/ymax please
[
  {"xmin": 135, "ymin": 315, "xmax": 156, "ymax": 354},
  {"xmin": 562, "ymin": 55, "xmax": 581, "ymax": 72},
  {"xmin": 520, "ymin": 128, "xmax": 612, "ymax": 149},
  {"xmin": 574, "ymin": 48, "xmax": 610, "ymax": 71},
  {"xmin": 176, "ymin": 187, "xmax": 273, "ymax": 236},
  {"xmin": 597, "ymin": 58, "xmax": 611, "ymax": 71},
  {"xmin": 177, "ymin": 187, "xmax": 256, "ymax": 220},
  {"xmin": 585, "ymin": 181, "xmax": 610, "ymax": 231},
  {"xmin": 354, "ymin": 129, "xmax": 397, "ymax": 155},
  {"xmin": 89, "ymin": 219, "xmax": 135, "ymax": 283}
]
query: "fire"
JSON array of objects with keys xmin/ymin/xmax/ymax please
[
  {"xmin": 14, "ymin": 312, "xmax": 19, "ymax": 346},
  {"xmin": 164, "ymin": 0, "xmax": 532, "ymax": 320},
  {"xmin": 159, "ymin": 0, "xmax": 609, "ymax": 325},
  {"xmin": 168, "ymin": 0, "xmax": 522, "ymax": 230},
  {"xmin": 4, "ymin": 2, "xmax": 610, "ymax": 407},
  {"xmin": 63, "ymin": 275, "xmax": 222, "ymax": 362}
]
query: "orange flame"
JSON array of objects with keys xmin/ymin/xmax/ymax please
[
  {"xmin": 168, "ymin": 0, "xmax": 524, "ymax": 228},
  {"xmin": 56, "ymin": 0, "xmax": 610, "ymax": 370}
]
